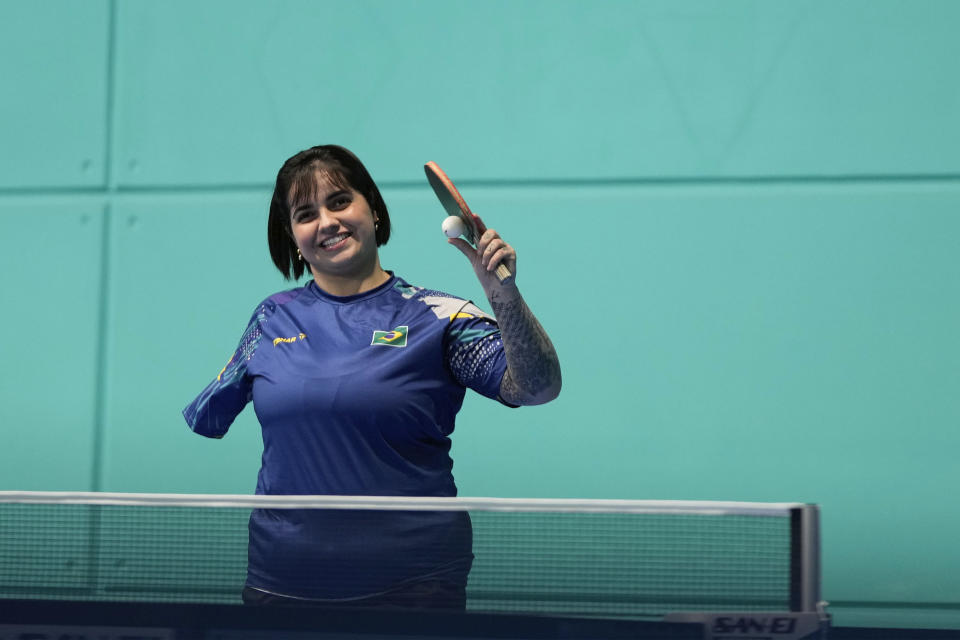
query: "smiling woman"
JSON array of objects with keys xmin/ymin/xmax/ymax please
[
  {"xmin": 267, "ymin": 146, "xmax": 392, "ymax": 288},
  {"xmin": 275, "ymin": 148, "xmax": 391, "ymax": 295},
  {"xmin": 183, "ymin": 144, "xmax": 561, "ymax": 610}
]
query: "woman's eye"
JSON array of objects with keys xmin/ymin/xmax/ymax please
[{"xmin": 331, "ymin": 196, "xmax": 351, "ymax": 209}]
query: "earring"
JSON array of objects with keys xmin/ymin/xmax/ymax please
[{"xmin": 296, "ymin": 248, "xmax": 303, "ymax": 261}]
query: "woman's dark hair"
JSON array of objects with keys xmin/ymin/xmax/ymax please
[{"xmin": 268, "ymin": 145, "xmax": 391, "ymax": 280}]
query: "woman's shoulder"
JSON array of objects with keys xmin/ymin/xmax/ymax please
[
  {"xmin": 250, "ymin": 284, "xmax": 312, "ymax": 317},
  {"xmin": 392, "ymin": 276, "xmax": 494, "ymax": 323}
]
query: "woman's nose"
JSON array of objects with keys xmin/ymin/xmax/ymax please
[{"xmin": 315, "ymin": 207, "xmax": 339, "ymax": 230}]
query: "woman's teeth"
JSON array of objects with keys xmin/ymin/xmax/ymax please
[{"xmin": 321, "ymin": 233, "xmax": 350, "ymax": 248}]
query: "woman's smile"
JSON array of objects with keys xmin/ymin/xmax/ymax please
[{"xmin": 319, "ymin": 232, "xmax": 352, "ymax": 250}]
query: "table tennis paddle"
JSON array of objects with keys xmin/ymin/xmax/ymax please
[{"xmin": 424, "ymin": 161, "xmax": 513, "ymax": 284}]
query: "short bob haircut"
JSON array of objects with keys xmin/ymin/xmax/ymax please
[{"xmin": 268, "ymin": 145, "xmax": 391, "ymax": 280}]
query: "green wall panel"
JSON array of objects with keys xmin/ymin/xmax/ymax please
[
  {"xmin": 100, "ymin": 194, "xmax": 285, "ymax": 493},
  {"xmin": 0, "ymin": 201, "xmax": 103, "ymax": 490},
  {"xmin": 112, "ymin": 0, "xmax": 960, "ymax": 187},
  {"xmin": 0, "ymin": 1, "xmax": 109, "ymax": 189}
]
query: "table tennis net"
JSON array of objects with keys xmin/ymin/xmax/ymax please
[{"xmin": 0, "ymin": 493, "xmax": 818, "ymax": 619}]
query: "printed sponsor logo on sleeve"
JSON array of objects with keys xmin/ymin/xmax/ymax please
[{"xmin": 273, "ymin": 333, "xmax": 306, "ymax": 346}]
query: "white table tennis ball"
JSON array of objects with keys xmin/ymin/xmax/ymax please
[{"xmin": 442, "ymin": 215, "xmax": 466, "ymax": 238}]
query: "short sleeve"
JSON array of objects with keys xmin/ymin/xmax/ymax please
[
  {"xmin": 444, "ymin": 302, "xmax": 516, "ymax": 407},
  {"xmin": 182, "ymin": 305, "xmax": 267, "ymax": 438}
]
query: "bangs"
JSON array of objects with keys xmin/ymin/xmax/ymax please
[{"xmin": 286, "ymin": 162, "xmax": 353, "ymax": 212}]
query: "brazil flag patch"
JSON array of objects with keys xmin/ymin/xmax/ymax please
[{"xmin": 371, "ymin": 326, "xmax": 408, "ymax": 347}]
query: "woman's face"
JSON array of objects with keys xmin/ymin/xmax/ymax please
[{"xmin": 288, "ymin": 172, "xmax": 379, "ymax": 280}]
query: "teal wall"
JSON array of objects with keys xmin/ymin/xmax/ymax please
[{"xmin": 1, "ymin": 0, "xmax": 958, "ymax": 629}]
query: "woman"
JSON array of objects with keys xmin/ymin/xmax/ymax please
[{"xmin": 183, "ymin": 145, "xmax": 561, "ymax": 609}]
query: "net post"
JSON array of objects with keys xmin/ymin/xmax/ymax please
[{"xmin": 789, "ymin": 504, "xmax": 821, "ymax": 612}]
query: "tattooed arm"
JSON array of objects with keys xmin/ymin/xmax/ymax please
[
  {"xmin": 487, "ymin": 285, "xmax": 562, "ymax": 405},
  {"xmin": 448, "ymin": 229, "xmax": 562, "ymax": 406}
]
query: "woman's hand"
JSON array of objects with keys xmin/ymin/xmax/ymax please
[{"xmin": 447, "ymin": 225, "xmax": 518, "ymax": 296}]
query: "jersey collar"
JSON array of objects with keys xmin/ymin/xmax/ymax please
[{"xmin": 306, "ymin": 272, "xmax": 398, "ymax": 304}]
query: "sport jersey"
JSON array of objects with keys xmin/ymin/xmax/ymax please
[{"xmin": 182, "ymin": 273, "xmax": 512, "ymax": 598}]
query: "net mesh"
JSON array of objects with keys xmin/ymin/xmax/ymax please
[
  {"xmin": 470, "ymin": 511, "xmax": 790, "ymax": 617},
  {"xmin": 0, "ymin": 494, "xmax": 800, "ymax": 619}
]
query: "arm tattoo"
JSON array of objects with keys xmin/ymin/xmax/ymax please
[{"xmin": 488, "ymin": 288, "xmax": 562, "ymax": 405}]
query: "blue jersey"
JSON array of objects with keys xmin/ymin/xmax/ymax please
[{"xmin": 183, "ymin": 274, "xmax": 510, "ymax": 599}]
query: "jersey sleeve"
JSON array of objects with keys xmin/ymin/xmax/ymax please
[
  {"xmin": 182, "ymin": 305, "xmax": 267, "ymax": 438},
  {"xmin": 444, "ymin": 301, "xmax": 517, "ymax": 407}
]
